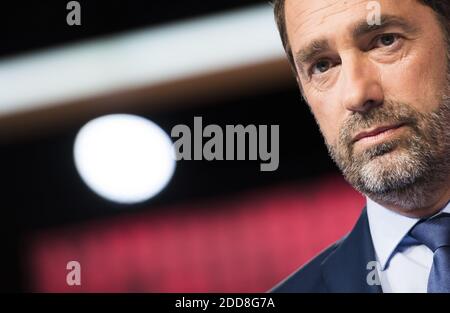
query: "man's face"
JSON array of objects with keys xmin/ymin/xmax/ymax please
[{"xmin": 285, "ymin": 0, "xmax": 450, "ymax": 210}]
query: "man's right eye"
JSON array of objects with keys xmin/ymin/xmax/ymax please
[{"xmin": 311, "ymin": 60, "xmax": 332, "ymax": 75}]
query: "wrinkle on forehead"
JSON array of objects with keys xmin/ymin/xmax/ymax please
[{"xmin": 286, "ymin": 0, "xmax": 372, "ymax": 39}]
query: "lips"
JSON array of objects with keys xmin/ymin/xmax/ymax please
[{"xmin": 352, "ymin": 123, "xmax": 405, "ymax": 143}]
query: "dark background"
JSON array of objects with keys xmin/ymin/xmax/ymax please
[{"xmin": 0, "ymin": 0, "xmax": 340, "ymax": 292}]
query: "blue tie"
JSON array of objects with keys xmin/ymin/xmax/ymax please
[{"xmin": 409, "ymin": 213, "xmax": 450, "ymax": 293}]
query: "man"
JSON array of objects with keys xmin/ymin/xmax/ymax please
[{"xmin": 271, "ymin": 0, "xmax": 450, "ymax": 293}]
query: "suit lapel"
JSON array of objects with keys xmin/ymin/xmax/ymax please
[{"xmin": 321, "ymin": 207, "xmax": 382, "ymax": 293}]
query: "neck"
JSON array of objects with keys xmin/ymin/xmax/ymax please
[{"xmin": 370, "ymin": 179, "xmax": 450, "ymax": 218}]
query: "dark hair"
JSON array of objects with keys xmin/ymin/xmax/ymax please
[{"xmin": 272, "ymin": 0, "xmax": 450, "ymax": 76}]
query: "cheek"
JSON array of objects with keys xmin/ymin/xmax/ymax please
[
  {"xmin": 381, "ymin": 44, "xmax": 447, "ymax": 112},
  {"xmin": 309, "ymin": 101, "xmax": 343, "ymax": 147}
]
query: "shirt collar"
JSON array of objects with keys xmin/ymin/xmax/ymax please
[{"xmin": 366, "ymin": 197, "xmax": 450, "ymax": 270}]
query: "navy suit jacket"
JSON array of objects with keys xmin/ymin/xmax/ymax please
[{"xmin": 271, "ymin": 208, "xmax": 383, "ymax": 293}]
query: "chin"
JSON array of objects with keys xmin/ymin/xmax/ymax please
[{"xmin": 354, "ymin": 149, "xmax": 423, "ymax": 193}]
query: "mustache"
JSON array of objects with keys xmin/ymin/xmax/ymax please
[{"xmin": 338, "ymin": 101, "xmax": 420, "ymax": 149}]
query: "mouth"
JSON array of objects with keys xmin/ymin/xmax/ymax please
[{"xmin": 352, "ymin": 123, "xmax": 406, "ymax": 144}]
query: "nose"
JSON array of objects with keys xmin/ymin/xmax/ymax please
[{"xmin": 340, "ymin": 54, "xmax": 384, "ymax": 114}]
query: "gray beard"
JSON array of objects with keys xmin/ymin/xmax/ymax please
[{"xmin": 325, "ymin": 92, "xmax": 450, "ymax": 212}]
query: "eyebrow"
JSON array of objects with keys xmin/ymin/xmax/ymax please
[
  {"xmin": 294, "ymin": 14, "xmax": 419, "ymax": 75},
  {"xmin": 352, "ymin": 14, "xmax": 419, "ymax": 38}
]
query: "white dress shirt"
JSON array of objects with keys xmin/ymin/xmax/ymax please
[{"xmin": 366, "ymin": 197, "xmax": 450, "ymax": 293}]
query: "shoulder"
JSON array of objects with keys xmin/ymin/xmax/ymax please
[{"xmin": 269, "ymin": 239, "xmax": 344, "ymax": 293}]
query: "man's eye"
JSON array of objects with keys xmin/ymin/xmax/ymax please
[
  {"xmin": 375, "ymin": 34, "xmax": 398, "ymax": 47},
  {"xmin": 311, "ymin": 60, "xmax": 332, "ymax": 75}
]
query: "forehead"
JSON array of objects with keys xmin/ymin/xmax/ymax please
[{"xmin": 285, "ymin": 0, "xmax": 419, "ymax": 51}]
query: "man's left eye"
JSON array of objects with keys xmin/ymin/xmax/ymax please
[{"xmin": 376, "ymin": 34, "xmax": 398, "ymax": 47}]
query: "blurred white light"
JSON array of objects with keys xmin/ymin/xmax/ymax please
[{"xmin": 73, "ymin": 114, "xmax": 176, "ymax": 204}]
